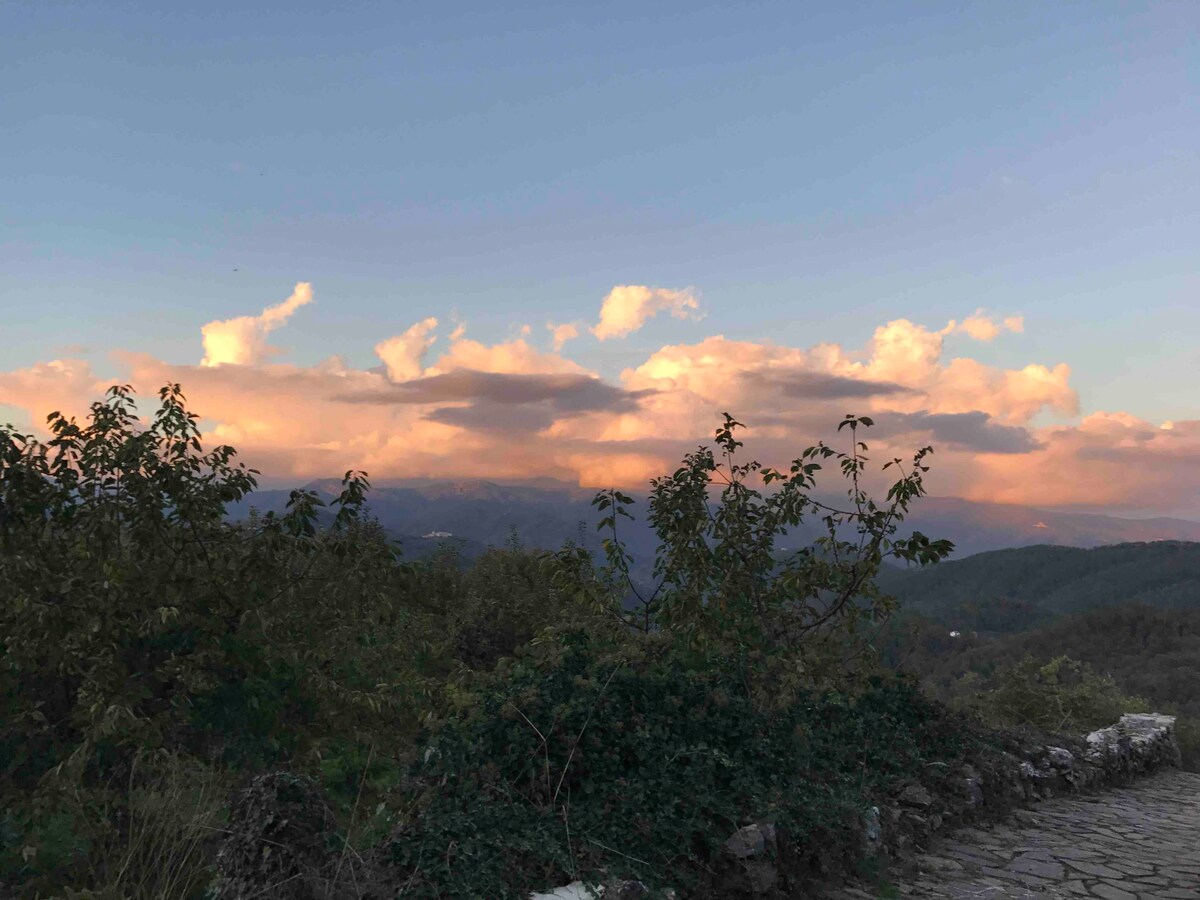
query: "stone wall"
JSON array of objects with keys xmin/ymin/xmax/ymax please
[
  {"xmin": 207, "ymin": 714, "xmax": 1180, "ymax": 899},
  {"xmin": 868, "ymin": 714, "xmax": 1180, "ymax": 874},
  {"xmin": 529, "ymin": 713, "xmax": 1181, "ymax": 900}
]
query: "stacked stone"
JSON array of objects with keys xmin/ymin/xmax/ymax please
[
  {"xmin": 562, "ymin": 714, "xmax": 1182, "ymax": 898},
  {"xmin": 1085, "ymin": 712, "xmax": 1182, "ymax": 777},
  {"xmin": 207, "ymin": 715, "xmax": 1183, "ymax": 899}
]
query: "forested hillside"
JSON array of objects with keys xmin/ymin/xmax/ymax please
[
  {"xmin": 878, "ymin": 541, "xmax": 1200, "ymax": 633},
  {"xmin": 881, "ymin": 601, "xmax": 1200, "ymax": 768},
  {"xmin": 887, "ymin": 605, "xmax": 1200, "ymax": 710}
]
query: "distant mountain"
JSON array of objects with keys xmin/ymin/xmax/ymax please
[
  {"xmin": 895, "ymin": 497, "xmax": 1200, "ymax": 559},
  {"xmin": 878, "ymin": 541, "xmax": 1200, "ymax": 632},
  {"xmin": 228, "ymin": 477, "xmax": 1200, "ymax": 566},
  {"xmin": 226, "ymin": 477, "xmax": 618, "ymax": 562}
]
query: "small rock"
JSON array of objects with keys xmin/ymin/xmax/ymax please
[
  {"xmin": 723, "ymin": 822, "xmax": 776, "ymax": 859},
  {"xmin": 917, "ymin": 855, "xmax": 964, "ymax": 874},
  {"xmin": 604, "ymin": 880, "xmax": 649, "ymax": 900},
  {"xmin": 742, "ymin": 860, "xmax": 778, "ymax": 895},
  {"xmin": 899, "ymin": 783, "xmax": 933, "ymax": 808},
  {"xmin": 863, "ymin": 805, "xmax": 882, "ymax": 846},
  {"xmin": 1045, "ymin": 746, "xmax": 1074, "ymax": 769}
]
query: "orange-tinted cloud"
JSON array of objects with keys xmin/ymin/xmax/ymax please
[
  {"xmin": 375, "ymin": 317, "xmax": 438, "ymax": 382},
  {"xmin": 0, "ymin": 358, "xmax": 107, "ymax": 429},
  {"xmin": 547, "ymin": 321, "xmax": 580, "ymax": 351},
  {"xmin": 592, "ymin": 285, "xmax": 701, "ymax": 341},
  {"xmin": 967, "ymin": 412, "xmax": 1200, "ymax": 510},
  {"xmin": 943, "ymin": 309, "xmax": 1025, "ymax": 342},
  {"xmin": 2, "ymin": 286, "xmax": 1194, "ymax": 512},
  {"xmin": 201, "ymin": 282, "xmax": 313, "ymax": 367},
  {"xmin": 425, "ymin": 333, "xmax": 589, "ymax": 376}
]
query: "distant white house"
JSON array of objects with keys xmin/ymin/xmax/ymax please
[{"xmin": 422, "ymin": 531, "xmax": 453, "ymax": 539}]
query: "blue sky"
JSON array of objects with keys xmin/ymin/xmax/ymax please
[{"xmin": 2, "ymin": 1, "xmax": 1198, "ymax": 511}]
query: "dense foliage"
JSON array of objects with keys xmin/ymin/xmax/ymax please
[
  {"xmin": 0, "ymin": 386, "xmax": 433, "ymax": 892},
  {"xmin": 14, "ymin": 382, "xmax": 1164, "ymax": 899},
  {"xmin": 386, "ymin": 634, "xmax": 979, "ymax": 898},
  {"xmin": 883, "ymin": 603, "xmax": 1200, "ymax": 769}
]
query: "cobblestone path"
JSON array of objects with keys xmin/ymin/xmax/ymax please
[{"xmin": 836, "ymin": 770, "xmax": 1200, "ymax": 899}]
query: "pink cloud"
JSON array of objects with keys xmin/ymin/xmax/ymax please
[
  {"xmin": 0, "ymin": 357, "xmax": 108, "ymax": 430},
  {"xmin": 941, "ymin": 309, "xmax": 1025, "ymax": 342},
  {"xmin": 201, "ymin": 282, "xmax": 314, "ymax": 367},
  {"xmin": 425, "ymin": 334, "xmax": 589, "ymax": 376},
  {"xmin": 591, "ymin": 285, "xmax": 701, "ymax": 341},
  {"xmin": 547, "ymin": 321, "xmax": 580, "ymax": 352},
  {"xmin": 1, "ymin": 286, "xmax": 1192, "ymax": 512},
  {"xmin": 375, "ymin": 317, "xmax": 438, "ymax": 382},
  {"xmin": 966, "ymin": 413, "xmax": 1200, "ymax": 511}
]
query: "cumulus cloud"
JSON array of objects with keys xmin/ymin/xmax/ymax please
[
  {"xmin": 859, "ymin": 318, "xmax": 1076, "ymax": 423},
  {"xmin": 547, "ymin": 321, "xmax": 580, "ymax": 351},
  {"xmin": 340, "ymin": 370, "xmax": 649, "ymax": 411},
  {"xmin": 201, "ymin": 282, "xmax": 313, "ymax": 367},
  {"xmin": 0, "ymin": 358, "xmax": 106, "ymax": 428},
  {"xmin": 4, "ymin": 284, "xmax": 1194, "ymax": 511},
  {"xmin": 941, "ymin": 309, "xmax": 1025, "ymax": 342},
  {"xmin": 592, "ymin": 285, "xmax": 701, "ymax": 341},
  {"xmin": 375, "ymin": 317, "xmax": 438, "ymax": 382},
  {"xmin": 968, "ymin": 413, "xmax": 1200, "ymax": 510},
  {"xmin": 425, "ymin": 334, "xmax": 588, "ymax": 376},
  {"xmin": 340, "ymin": 371, "xmax": 653, "ymax": 436}
]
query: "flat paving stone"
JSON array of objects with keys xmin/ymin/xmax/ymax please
[{"xmin": 831, "ymin": 770, "xmax": 1200, "ymax": 898}]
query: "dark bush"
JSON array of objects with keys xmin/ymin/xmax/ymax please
[{"xmin": 382, "ymin": 632, "xmax": 981, "ymax": 899}]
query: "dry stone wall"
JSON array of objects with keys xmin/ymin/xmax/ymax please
[
  {"xmin": 206, "ymin": 714, "xmax": 1183, "ymax": 899},
  {"xmin": 530, "ymin": 714, "xmax": 1184, "ymax": 900}
]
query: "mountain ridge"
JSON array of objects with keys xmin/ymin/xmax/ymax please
[{"xmin": 229, "ymin": 477, "xmax": 1200, "ymax": 561}]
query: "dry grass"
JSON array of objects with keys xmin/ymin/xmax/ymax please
[{"xmin": 58, "ymin": 750, "xmax": 233, "ymax": 900}]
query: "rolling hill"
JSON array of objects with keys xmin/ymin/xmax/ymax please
[{"xmin": 877, "ymin": 541, "xmax": 1200, "ymax": 632}]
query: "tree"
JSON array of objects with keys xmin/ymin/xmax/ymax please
[
  {"xmin": 0, "ymin": 384, "xmax": 392, "ymax": 786},
  {"xmin": 547, "ymin": 413, "xmax": 953, "ymax": 696}
]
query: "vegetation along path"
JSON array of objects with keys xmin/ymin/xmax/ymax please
[{"xmin": 837, "ymin": 770, "xmax": 1200, "ymax": 899}]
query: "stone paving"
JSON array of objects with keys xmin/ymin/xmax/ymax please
[{"xmin": 834, "ymin": 770, "xmax": 1200, "ymax": 899}]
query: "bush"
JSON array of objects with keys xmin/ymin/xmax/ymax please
[
  {"xmin": 382, "ymin": 631, "xmax": 979, "ymax": 899},
  {"xmin": 954, "ymin": 655, "xmax": 1150, "ymax": 734},
  {"xmin": 544, "ymin": 414, "xmax": 953, "ymax": 703}
]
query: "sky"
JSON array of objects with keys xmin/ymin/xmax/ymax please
[{"xmin": 2, "ymin": 1, "xmax": 1198, "ymax": 515}]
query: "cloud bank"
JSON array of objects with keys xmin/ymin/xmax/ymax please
[{"xmin": 2, "ymin": 285, "xmax": 1196, "ymax": 515}]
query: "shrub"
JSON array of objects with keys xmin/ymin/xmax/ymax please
[
  {"xmin": 955, "ymin": 655, "xmax": 1150, "ymax": 733},
  {"xmin": 0, "ymin": 386, "xmax": 424, "ymax": 894},
  {"xmin": 382, "ymin": 631, "xmax": 978, "ymax": 899}
]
